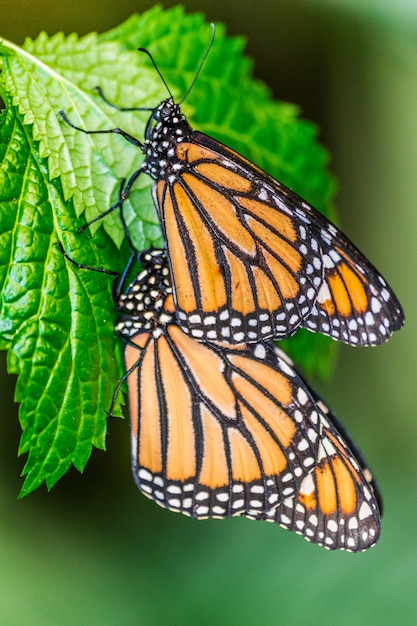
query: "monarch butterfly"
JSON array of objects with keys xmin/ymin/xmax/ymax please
[
  {"xmin": 60, "ymin": 27, "xmax": 404, "ymax": 347},
  {"xmin": 116, "ymin": 248, "xmax": 381, "ymax": 551}
]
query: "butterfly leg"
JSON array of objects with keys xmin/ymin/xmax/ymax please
[
  {"xmin": 58, "ymin": 110, "xmax": 143, "ymax": 148},
  {"xmin": 77, "ymin": 168, "xmax": 143, "ymax": 235},
  {"xmin": 59, "ymin": 165, "xmax": 147, "ymax": 301},
  {"xmin": 106, "ymin": 341, "xmax": 144, "ymax": 418},
  {"xmin": 59, "ymin": 109, "xmax": 146, "ymax": 233},
  {"xmin": 93, "ymin": 86, "xmax": 149, "ymax": 113},
  {"xmin": 57, "ymin": 240, "xmax": 119, "ymax": 277}
]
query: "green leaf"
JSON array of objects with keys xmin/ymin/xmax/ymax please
[
  {"xmin": 0, "ymin": 94, "xmax": 127, "ymax": 495},
  {"xmin": 0, "ymin": 6, "xmax": 338, "ymax": 494},
  {"xmin": 1, "ymin": 30, "xmax": 165, "ymax": 249}
]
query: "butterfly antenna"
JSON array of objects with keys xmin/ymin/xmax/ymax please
[
  {"xmin": 178, "ymin": 23, "xmax": 215, "ymax": 105},
  {"xmin": 137, "ymin": 47, "xmax": 174, "ymax": 99}
]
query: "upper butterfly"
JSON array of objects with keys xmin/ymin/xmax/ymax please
[{"xmin": 59, "ymin": 27, "xmax": 404, "ymax": 347}]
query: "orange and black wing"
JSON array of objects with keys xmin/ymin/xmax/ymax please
[
  {"xmin": 123, "ymin": 327, "xmax": 326, "ymax": 519},
  {"xmin": 123, "ymin": 330, "xmax": 380, "ymax": 551},
  {"xmin": 153, "ymin": 130, "xmax": 403, "ymax": 346},
  {"xmin": 116, "ymin": 254, "xmax": 324, "ymax": 519},
  {"xmin": 258, "ymin": 348, "xmax": 381, "ymax": 551},
  {"xmin": 153, "ymin": 132, "xmax": 323, "ymax": 344},
  {"xmin": 261, "ymin": 420, "xmax": 381, "ymax": 551},
  {"xmin": 300, "ymin": 217, "xmax": 404, "ymax": 345}
]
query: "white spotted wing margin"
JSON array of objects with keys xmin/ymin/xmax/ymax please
[{"xmin": 255, "ymin": 347, "xmax": 382, "ymax": 552}]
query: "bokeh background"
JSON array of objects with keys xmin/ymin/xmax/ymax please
[{"xmin": 1, "ymin": 1, "xmax": 416, "ymax": 624}]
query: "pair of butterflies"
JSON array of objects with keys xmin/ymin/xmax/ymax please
[{"xmin": 62, "ymin": 32, "xmax": 404, "ymax": 551}]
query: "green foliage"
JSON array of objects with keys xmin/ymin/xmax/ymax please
[{"xmin": 0, "ymin": 5, "xmax": 337, "ymax": 495}]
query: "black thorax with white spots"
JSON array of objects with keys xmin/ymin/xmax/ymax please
[
  {"xmin": 142, "ymin": 99, "xmax": 193, "ymax": 180},
  {"xmin": 116, "ymin": 250, "xmax": 173, "ymax": 338}
]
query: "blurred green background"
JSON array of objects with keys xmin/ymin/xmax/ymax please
[{"xmin": 1, "ymin": 1, "xmax": 416, "ymax": 624}]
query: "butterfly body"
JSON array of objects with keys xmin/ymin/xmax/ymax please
[
  {"xmin": 142, "ymin": 99, "xmax": 193, "ymax": 178},
  {"xmin": 115, "ymin": 249, "xmax": 381, "ymax": 551},
  {"xmin": 136, "ymin": 98, "xmax": 404, "ymax": 347},
  {"xmin": 142, "ymin": 98, "xmax": 325, "ymax": 344}
]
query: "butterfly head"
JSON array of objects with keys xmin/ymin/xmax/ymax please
[{"xmin": 142, "ymin": 99, "xmax": 193, "ymax": 179}]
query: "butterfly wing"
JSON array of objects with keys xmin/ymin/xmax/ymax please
[
  {"xmin": 123, "ymin": 326, "xmax": 326, "ymax": 519},
  {"xmin": 123, "ymin": 330, "xmax": 380, "ymax": 550},
  {"xmin": 301, "ymin": 217, "xmax": 404, "ymax": 345},
  {"xmin": 153, "ymin": 129, "xmax": 403, "ymax": 346},
  {"xmin": 257, "ymin": 347, "xmax": 382, "ymax": 551},
  {"xmin": 153, "ymin": 131, "xmax": 323, "ymax": 344}
]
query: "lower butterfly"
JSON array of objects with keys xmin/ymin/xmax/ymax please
[{"xmin": 116, "ymin": 248, "xmax": 381, "ymax": 552}]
